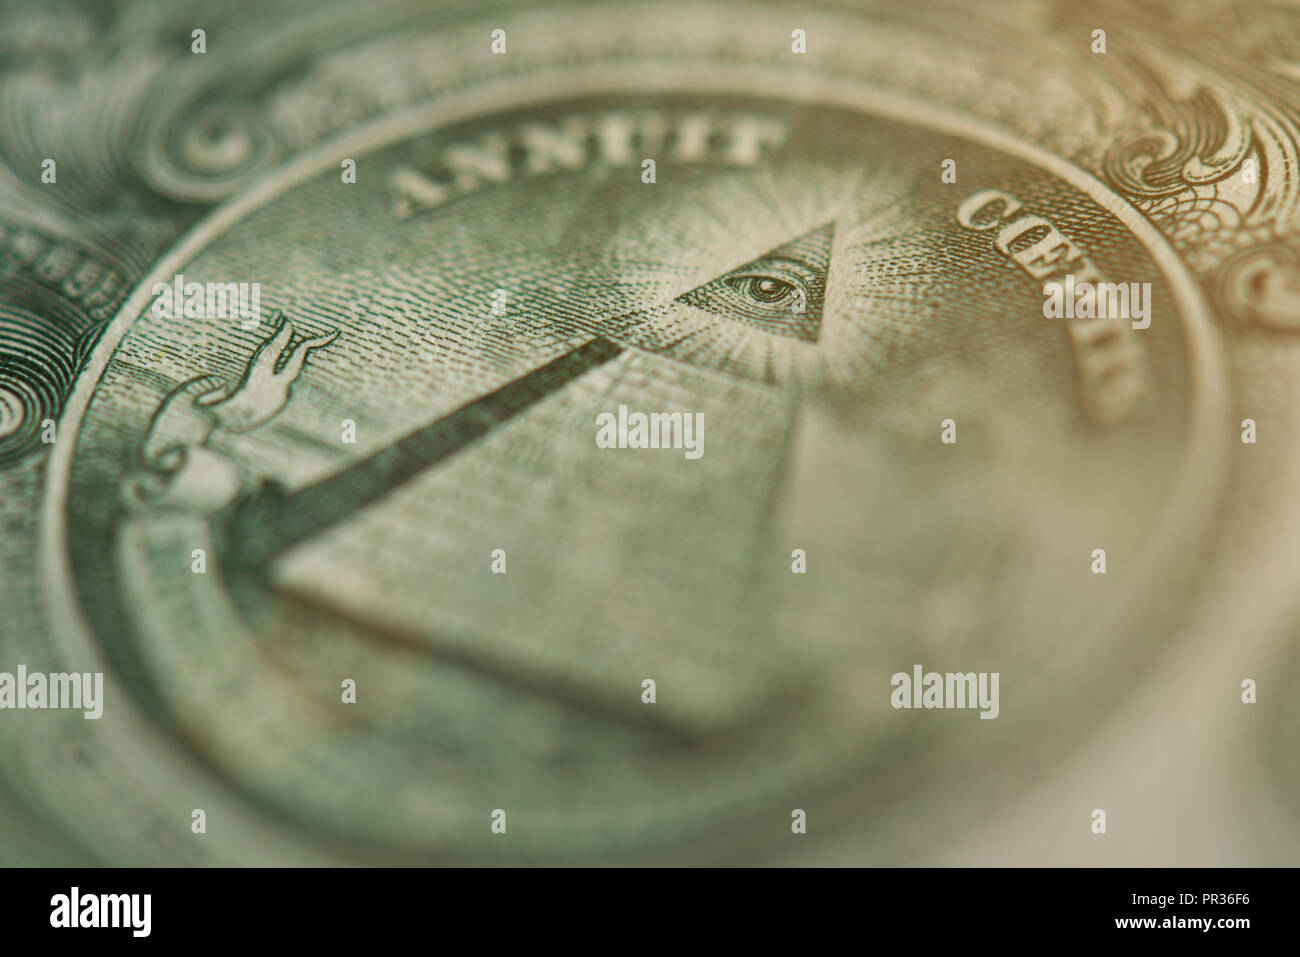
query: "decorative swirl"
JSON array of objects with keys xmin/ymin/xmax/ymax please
[
  {"xmin": 135, "ymin": 98, "xmax": 281, "ymax": 204},
  {"xmin": 1219, "ymin": 245, "xmax": 1300, "ymax": 330},
  {"xmin": 0, "ymin": 222, "xmax": 128, "ymax": 465},
  {"xmin": 0, "ymin": 303, "xmax": 77, "ymax": 465},
  {"xmin": 1104, "ymin": 85, "xmax": 1252, "ymax": 198},
  {"xmin": 0, "ymin": 378, "xmax": 53, "ymax": 445}
]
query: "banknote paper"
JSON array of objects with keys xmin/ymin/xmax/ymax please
[{"xmin": 1, "ymin": 0, "xmax": 1299, "ymax": 866}]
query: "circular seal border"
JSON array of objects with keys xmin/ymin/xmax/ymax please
[{"xmin": 39, "ymin": 63, "xmax": 1231, "ymax": 862}]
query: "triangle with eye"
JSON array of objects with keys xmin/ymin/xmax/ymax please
[{"xmin": 675, "ymin": 222, "xmax": 834, "ymax": 343}]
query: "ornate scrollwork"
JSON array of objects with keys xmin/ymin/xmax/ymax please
[{"xmin": 1104, "ymin": 85, "xmax": 1252, "ymax": 198}]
